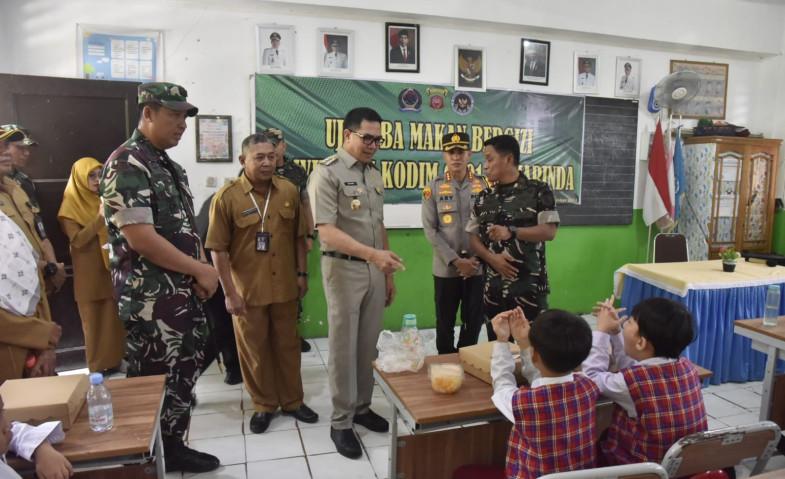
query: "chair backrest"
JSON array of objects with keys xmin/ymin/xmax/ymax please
[
  {"xmin": 653, "ymin": 233, "xmax": 689, "ymax": 263},
  {"xmin": 539, "ymin": 463, "xmax": 668, "ymax": 479},
  {"xmin": 660, "ymin": 421, "xmax": 781, "ymax": 478}
]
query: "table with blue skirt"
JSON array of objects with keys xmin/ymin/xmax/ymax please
[{"xmin": 614, "ymin": 260, "xmax": 785, "ymax": 385}]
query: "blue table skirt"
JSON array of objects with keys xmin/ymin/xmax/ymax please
[{"xmin": 621, "ymin": 277, "xmax": 785, "ymax": 385}]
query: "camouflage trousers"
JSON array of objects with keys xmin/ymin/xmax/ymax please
[
  {"xmin": 125, "ymin": 314, "xmax": 208, "ymax": 438},
  {"xmin": 482, "ymin": 282, "xmax": 548, "ymax": 342}
]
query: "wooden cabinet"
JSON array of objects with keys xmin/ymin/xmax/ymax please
[{"xmin": 682, "ymin": 136, "xmax": 781, "ymax": 261}]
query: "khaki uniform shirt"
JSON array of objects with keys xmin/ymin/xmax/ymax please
[
  {"xmin": 206, "ymin": 174, "xmax": 306, "ymax": 306},
  {"xmin": 421, "ymin": 169, "xmax": 487, "ymax": 278},
  {"xmin": 307, "ymin": 148, "xmax": 385, "ymax": 251}
]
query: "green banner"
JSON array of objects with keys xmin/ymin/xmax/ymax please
[{"xmin": 255, "ymin": 75, "xmax": 585, "ymax": 204}]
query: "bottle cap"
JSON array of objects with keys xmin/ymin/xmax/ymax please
[
  {"xmin": 403, "ymin": 313, "xmax": 417, "ymax": 326},
  {"xmin": 768, "ymin": 285, "xmax": 780, "ymax": 291},
  {"xmin": 89, "ymin": 372, "xmax": 104, "ymax": 385}
]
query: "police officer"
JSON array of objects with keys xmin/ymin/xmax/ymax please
[
  {"xmin": 467, "ymin": 135, "xmax": 559, "ymax": 340},
  {"xmin": 100, "ymin": 82, "xmax": 220, "ymax": 473},
  {"xmin": 422, "ymin": 132, "xmax": 486, "ymax": 354},
  {"xmin": 307, "ymin": 107, "xmax": 404, "ymax": 459},
  {"xmin": 577, "ymin": 58, "xmax": 596, "ymax": 88},
  {"xmin": 323, "ymin": 39, "xmax": 347, "ymax": 69},
  {"xmin": 262, "ymin": 31, "xmax": 286, "ymax": 67}
]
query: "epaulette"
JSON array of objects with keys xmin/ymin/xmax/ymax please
[
  {"xmin": 321, "ymin": 155, "xmax": 339, "ymax": 166},
  {"xmin": 483, "ymin": 177, "xmax": 492, "ymax": 188}
]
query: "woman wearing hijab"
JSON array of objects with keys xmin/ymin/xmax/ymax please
[{"xmin": 58, "ymin": 157, "xmax": 125, "ymax": 374}]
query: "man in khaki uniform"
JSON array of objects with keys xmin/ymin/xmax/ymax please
[
  {"xmin": 307, "ymin": 107, "xmax": 404, "ymax": 459},
  {"xmin": 207, "ymin": 133, "xmax": 317, "ymax": 434}
]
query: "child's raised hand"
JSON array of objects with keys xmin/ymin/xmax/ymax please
[
  {"xmin": 508, "ymin": 307, "xmax": 531, "ymax": 350},
  {"xmin": 491, "ymin": 311, "xmax": 512, "ymax": 342},
  {"xmin": 595, "ymin": 295, "xmax": 627, "ymax": 335}
]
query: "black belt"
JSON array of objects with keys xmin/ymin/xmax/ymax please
[{"xmin": 322, "ymin": 251, "xmax": 366, "ymax": 262}]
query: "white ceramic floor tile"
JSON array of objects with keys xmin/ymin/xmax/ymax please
[
  {"xmin": 318, "ymin": 349, "xmax": 330, "ymax": 365},
  {"xmin": 192, "ymin": 389, "xmax": 243, "ymax": 416},
  {"xmin": 246, "ymin": 456, "xmax": 311, "ymax": 479},
  {"xmin": 355, "ymin": 426, "xmax": 388, "ymax": 449},
  {"xmin": 704, "ymin": 381, "xmax": 750, "ymax": 394},
  {"xmin": 188, "ymin": 410, "xmax": 245, "ymax": 440},
  {"xmin": 183, "ymin": 463, "xmax": 246, "ymax": 479},
  {"xmin": 300, "ymin": 424, "xmax": 339, "ymax": 455},
  {"xmin": 297, "ymin": 398, "xmax": 332, "ymax": 429},
  {"xmin": 702, "ymin": 394, "xmax": 750, "ymax": 418},
  {"xmin": 187, "ymin": 434, "xmax": 247, "ymax": 466},
  {"xmin": 165, "ymin": 472, "xmax": 183, "ymax": 479},
  {"xmin": 202, "ymin": 361, "xmax": 222, "ymax": 376},
  {"xmin": 242, "ymin": 410, "xmax": 298, "ymax": 433},
  {"xmin": 707, "ymin": 417, "xmax": 729, "ymax": 430},
  {"xmin": 366, "ymin": 445, "xmax": 389, "ymax": 479},
  {"xmin": 313, "ymin": 337, "xmax": 330, "ymax": 351},
  {"xmin": 301, "ymin": 351, "xmax": 325, "ymax": 366},
  {"xmin": 245, "ymin": 428, "xmax": 305, "ymax": 462},
  {"xmin": 308, "ymin": 452, "xmax": 377, "ymax": 479},
  {"xmin": 713, "ymin": 411, "xmax": 764, "ymax": 428},
  {"xmin": 195, "ymin": 372, "xmax": 243, "ymax": 394},
  {"xmin": 302, "ymin": 365, "xmax": 329, "ymax": 384},
  {"xmin": 719, "ymin": 387, "xmax": 763, "ymax": 409}
]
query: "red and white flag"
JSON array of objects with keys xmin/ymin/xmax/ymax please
[{"xmin": 642, "ymin": 119, "xmax": 673, "ymax": 226}]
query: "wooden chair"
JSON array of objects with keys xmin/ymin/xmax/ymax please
[
  {"xmin": 653, "ymin": 233, "xmax": 689, "ymax": 263},
  {"xmin": 539, "ymin": 462, "xmax": 668, "ymax": 479},
  {"xmin": 660, "ymin": 421, "xmax": 781, "ymax": 477}
]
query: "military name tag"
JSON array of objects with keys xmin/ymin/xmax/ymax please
[
  {"xmin": 242, "ymin": 207, "xmax": 258, "ymax": 216},
  {"xmin": 256, "ymin": 232, "xmax": 270, "ymax": 252}
]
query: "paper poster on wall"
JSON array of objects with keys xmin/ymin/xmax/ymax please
[{"xmin": 77, "ymin": 24, "xmax": 162, "ymax": 82}]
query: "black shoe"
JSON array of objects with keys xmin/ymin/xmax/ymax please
[
  {"xmin": 163, "ymin": 438, "xmax": 220, "ymax": 473},
  {"xmin": 301, "ymin": 337, "xmax": 312, "ymax": 352},
  {"xmin": 283, "ymin": 404, "xmax": 319, "ymax": 423},
  {"xmin": 352, "ymin": 410, "xmax": 388, "ymax": 433},
  {"xmin": 224, "ymin": 369, "xmax": 243, "ymax": 385},
  {"xmin": 249, "ymin": 411, "xmax": 273, "ymax": 433},
  {"xmin": 330, "ymin": 426, "xmax": 362, "ymax": 459}
]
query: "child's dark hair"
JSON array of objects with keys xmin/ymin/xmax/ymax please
[
  {"xmin": 630, "ymin": 297, "xmax": 696, "ymax": 358},
  {"xmin": 529, "ymin": 309, "xmax": 592, "ymax": 374}
]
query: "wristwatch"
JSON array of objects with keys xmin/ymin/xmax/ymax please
[
  {"xmin": 297, "ymin": 271, "xmax": 309, "ymax": 278},
  {"xmin": 306, "ymin": 233, "xmax": 317, "ymax": 240},
  {"xmin": 43, "ymin": 262, "xmax": 58, "ymax": 278},
  {"xmin": 508, "ymin": 225, "xmax": 518, "ymax": 240}
]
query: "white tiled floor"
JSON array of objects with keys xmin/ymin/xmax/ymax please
[{"xmin": 80, "ymin": 325, "xmax": 785, "ymax": 478}]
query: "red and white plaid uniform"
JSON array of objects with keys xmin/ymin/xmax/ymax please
[
  {"xmin": 506, "ymin": 374, "xmax": 599, "ymax": 479},
  {"xmin": 602, "ymin": 357, "xmax": 708, "ymax": 464}
]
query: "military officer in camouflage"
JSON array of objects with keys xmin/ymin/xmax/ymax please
[
  {"xmin": 422, "ymin": 131, "xmax": 486, "ymax": 354},
  {"xmin": 467, "ymin": 134, "xmax": 559, "ymax": 341},
  {"xmin": 100, "ymin": 82, "xmax": 221, "ymax": 473}
]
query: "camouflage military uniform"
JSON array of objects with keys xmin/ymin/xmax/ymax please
[
  {"xmin": 466, "ymin": 173, "xmax": 559, "ymax": 328},
  {"xmin": 6, "ymin": 168, "xmax": 39, "ymax": 210},
  {"xmin": 100, "ymin": 129, "xmax": 206, "ymax": 439},
  {"xmin": 275, "ymin": 155, "xmax": 308, "ymax": 200}
]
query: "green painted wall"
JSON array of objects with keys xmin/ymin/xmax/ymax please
[{"xmin": 773, "ymin": 209, "xmax": 785, "ymax": 255}]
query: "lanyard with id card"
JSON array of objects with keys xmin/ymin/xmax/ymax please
[{"xmin": 248, "ymin": 187, "xmax": 271, "ymax": 252}]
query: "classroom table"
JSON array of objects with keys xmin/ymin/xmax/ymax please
[
  {"xmin": 733, "ymin": 318, "xmax": 785, "ymax": 423},
  {"xmin": 614, "ymin": 260, "xmax": 785, "ymax": 384},
  {"xmin": 10, "ymin": 375, "xmax": 166, "ymax": 479}
]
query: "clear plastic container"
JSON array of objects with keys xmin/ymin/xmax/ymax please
[
  {"xmin": 763, "ymin": 284, "xmax": 780, "ymax": 327},
  {"xmin": 429, "ymin": 363, "xmax": 464, "ymax": 394},
  {"xmin": 87, "ymin": 373, "xmax": 114, "ymax": 432}
]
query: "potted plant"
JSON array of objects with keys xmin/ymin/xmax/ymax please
[{"xmin": 720, "ymin": 247, "xmax": 741, "ymax": 272}]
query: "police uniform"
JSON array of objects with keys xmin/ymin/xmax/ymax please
[
  {"xmin": 466, "ymin": 173, "xmax": 559, "ymax": 336},
  {"xmin": 206, "ymin": 174, "xmax": 307, "ymax": 413},
  {"xmin": 577, "ymin": 72, "xmax": 596, "ymax": 88},
  {"xmin": 421, "ymin": 134, "xmax": 487, "ymax": 354},
  {"xmin": 262, "ymin": 47, "xmax": 286, "ymax": 66},
  {"xmin": 100, "ymin": 84, "xmax": 205, "ymax": 441},
  {"xmin": 307, "ymin": 147, "xmax": 385, "ymax": 430},
  {"xmin": 276, "ymin": 156, "xmax": 309, "ymax": 201},
  {"xmin": 324, "ymin": 51, "xmax": 348, "ymax": 69}
]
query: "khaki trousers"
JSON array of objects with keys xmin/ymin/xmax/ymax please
[
  {"xmin": 78, "ymin": 298, "xmax": 126, "ymax": 372},
  {"xmin": 234, "ymin": 300, "xmax": 304, "ymax": 413}
]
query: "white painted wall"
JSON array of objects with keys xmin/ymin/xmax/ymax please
[{"xmin": 2, "ymin": 0, "xmax": 785, "ymax": 207}]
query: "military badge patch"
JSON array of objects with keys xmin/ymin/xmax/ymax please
[
  {"xmin": 442, "ymin": 214, "xmax": 453, "ymax": 224},
  {"xmin": 398, "ymin": 88, "xmax": 422, "ymax": 113},
  {"xmin": 426, "ymin": 87, "xmax": 448, "ymax": 113},
  {"xmin": 422, "ymin": 187, "xmax": 432, "ymax": 201}
]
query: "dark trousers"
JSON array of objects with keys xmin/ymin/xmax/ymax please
[
  {"xmin": 201, "ymin": 284, "xmax": 240, "ymax": 374},
  {"xmin": 434, "ymin": 275, "xmax": 484, "ymax": 354},
  {"xmin": 483, "ymin": 292, "xmax": 548, "ymax": 341}
]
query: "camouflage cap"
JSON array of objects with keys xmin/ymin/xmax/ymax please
[
  {"xmin": 0, "ymin": 124, "xmax": 38, "ymax": 145},
  {"xmin": 0, "ymin": 125, "xmax": 25, "ymax": 142},
  {"xmin": 137, "ymin": 82, "xmax": 198, "ymax": 117},
  {"xmin": 442, "ymin": 131, "xmax": 470, "ymax": 151},
  {"xmin": 260, "ymin": 128, "xmax": 284, "ymax": 144}
]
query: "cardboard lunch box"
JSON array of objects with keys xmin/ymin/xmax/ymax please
[
  {"xmin": 0, "ymin": 374, "xmax": 90, "ymax": 429},
  {"xmin": 458, "ymin": 341, "xmax": 527, "ymax": 386}
]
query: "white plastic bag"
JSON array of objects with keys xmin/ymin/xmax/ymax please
[{"xmin": 375, "ymin": 330, "xmax": 426, "ymax": 372}]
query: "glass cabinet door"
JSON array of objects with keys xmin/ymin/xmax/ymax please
[
  {"xmin": 743, "ymin": 151, "xmax": 774, "ymax": 246},
  {"xmin": 711, "ymin": 151, "xmax": 741, "ymax": 247}
]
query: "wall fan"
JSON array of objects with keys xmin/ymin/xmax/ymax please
[{"xmin": 647, "ymin": 71, "xmax": 701, "ymax": 114}]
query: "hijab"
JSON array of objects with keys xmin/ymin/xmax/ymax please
[{"xmin": 57, "ymin": 157, "xmax": 109, "ymax": 269}]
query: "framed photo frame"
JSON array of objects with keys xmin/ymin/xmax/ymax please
[
  {"xmin": 573, "ymin": 53, "xmax": 599, "ymax": 94},
  {"xmin": 317, "ymin": 28, "xmax": 353, "ymax": 77},
  {"xmin": 455, "ymin": 46, "xmax": 485, "ymax": 92},
  {"xmin": 615, "ymin": 57, "xmax": 641, "ymax": 98},
  {"xmin": 256, "ymin": 24, "xmax": 294, "ymax": 75},
  {"xmin": 76, "ymin": 24, "xmax": 163, "ymax": 82},
  {"xmin": 519, "ymin": 39, "xmax": 550, "ymax": 86},
  {"xmin": 195, "ymin": 115, "xmax": 233, "ymax": 163},
  {"xmin": 385, "ymin": 23, "xmax": 419, "ymax": 73},
  {"xmin": 670, "ymin": 60, "xmax": 729, "ymax": 119}
]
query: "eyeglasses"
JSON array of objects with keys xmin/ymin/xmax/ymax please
[{"xmin": 350, "ymin": 130, "xmax": 385, "ymax": 147}]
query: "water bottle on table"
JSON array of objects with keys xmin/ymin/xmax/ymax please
[
  {"xmin": 763, "ymin": 284, "xmax": 780, "ymax": 327},
  {"xmin": 87, "ymin": 372, "xmax": 114, "ymax": 432},
  {"xmin": 401, "ymin": 313, "xmax": 419, "ymax": 349}
]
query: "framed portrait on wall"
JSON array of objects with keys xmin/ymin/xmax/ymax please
[
  {"xmin": 256, "ymin": 24, "xmax": 294, "ymax": 75},
  {"xmin": 615, "ymin": 57, "xmax": 641, "ymax": 98},
  {"xmin": 573, "ymin": 53, "xmax": 599, "ymax": 94},
  {"xmin": 455, "ymin": 46, "xmax": 485, "ymax": 92},
  {"xmin": 386, "ymin": 23, "xmax": 419, "ymax": 73},
  {"xmin": 670, "ymin": 60, "xmax": 729, "ymax": 119},
  {"xmin": 318, "ymin": 28, "xmax": 353, "ymax": 77},
  {"xmin": 195, "ymin": 115, "xmax": 233, "ymax": 163},
  {"xmin": 519, "ymin": 38, "xmax": 550, "ymax": 86}
]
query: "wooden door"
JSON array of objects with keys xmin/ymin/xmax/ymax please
[{"xmin": 0, "ymin": 74, "xmax": 139, "ymax": 370}]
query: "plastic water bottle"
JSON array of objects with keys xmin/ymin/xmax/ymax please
[
  {"xmin": 401, "ymin": 313, "xmax": 419, "ymax": 350},
  {"xmin": 763, "ymin": 285, "xmax": 781, "ymax": 327},
  {"xmin": 87, "ymin": 373, "xmax": 114, "ymax": 432}
]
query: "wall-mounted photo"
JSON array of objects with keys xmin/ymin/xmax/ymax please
[
  {"xmin": 615, "ymin": 57, "xmax": 641, "ymax": 99},
  {"xmin": 196, "ymin": 115, "xmax": 233, "ymax": 163},
  {"xmin": 256, "ymin": 25, "xmax": 294, "ymax": 75},
  {"xmin": 455, "ymin": 46, "xmax": 485, "ymax": 92},
  {"xmin": 573, "ymin": 53, "xmax": 599, "ymax": 94},
  {"xmin": 670, "ymin": 60, "xmax": 729, "ymax": 119},
  {"xmin": 318, "ymin": 28, "xmax": 353, "ymax": 77},
  {"xmin": 386, "ymin": 23, "xmax": 419, "ymax": 73},
  {"xmin": 519, "ymin": 38, "xmax": 549, "ymax": 86}
]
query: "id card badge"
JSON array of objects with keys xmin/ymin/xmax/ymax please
[
  {"xmin": 34, "ymin": 213, "xmax": 48, "ymax": 240},
  {"xmin": 256, "ymin": 232, "xmax": 270, "ymax": 252}
]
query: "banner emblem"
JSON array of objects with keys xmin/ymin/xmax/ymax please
[
  {"xmin": 398, "ymin": 88, "xmax": 422, "ymax": 113},
  {"xmin": 451, "ymin": 92, "xmax": 474, "ymax": 116}
]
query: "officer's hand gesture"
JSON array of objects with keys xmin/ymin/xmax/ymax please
[
  {"xmin": 486, "ymin": 224, "xmax": 514, "ymax": 242},
  {"xmin": 224, "ymin": 290, "xmax": 247, "ymax": 316},
  {"xmin": 194, "ymin": 262, "xmax": 219, "ymax": 299},
  {"xmin": 454, "ymin": 257, "xmax": 478, "ymax": 279},
  {"xmin": 369, "ymin": 249, "xmax": 405, "ymax": 276},
  {"xmin": 489, "ymin": 252, "xmax": 518, "ymax": 279}
]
